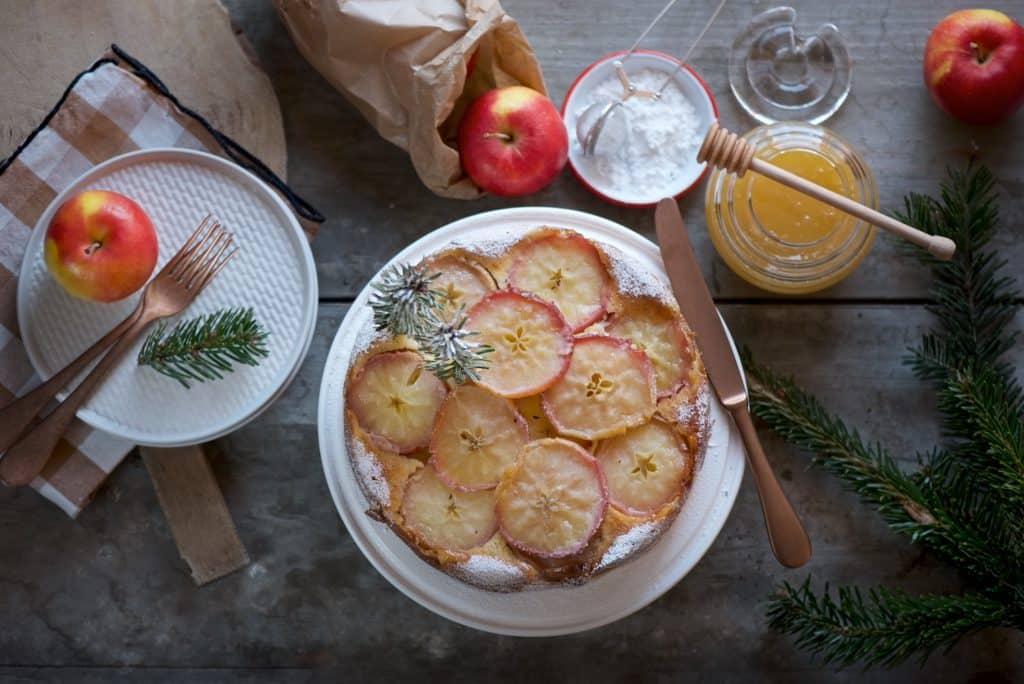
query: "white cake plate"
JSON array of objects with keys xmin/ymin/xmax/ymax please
[{"xmin": 318, "ymin": 207, "xmax": 746, "ymax": 636}]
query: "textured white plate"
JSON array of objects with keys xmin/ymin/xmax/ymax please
[
  {"xmin": 318, "ymin": 207, "xmax": 745, "ymax": 636},
  {"xmin": 18, "ymin": 149, "xmax": 318, "ymax": 447}
]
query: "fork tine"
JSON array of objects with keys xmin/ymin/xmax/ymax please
[
  {"xmin": 174, "ymin": 223, "xmax": 225, "ymax": 280},
  {"xmin": 180, "ymin": 214, "xmax": 213, "ymax": 254},
  {"xmin": 186, "ymin": 234, "xmax": 233, "ymax": 289},
  {"xmin": 192, "ymin": 246, "xmax": 238, "ymax": 293},
  {"xmin": 170, "ymin": 221, "xmax": 221, "ymax": 279},
  {"xmin": 158, "ymin": 215, "xmax": 213, "ymax": 278}
]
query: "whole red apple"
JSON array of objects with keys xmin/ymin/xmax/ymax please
[
  {"xmin": 458, "ymin": 85, "xmax": 568, "ymax": 196},
  {"xmin": 924, "ymin": 9, "xmax": 1024, "ymax": 124},
  {"xmin": 44, "ymin": 190, "xmax": 159, "ymax": 302}
]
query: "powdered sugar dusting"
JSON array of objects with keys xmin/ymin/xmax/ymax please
[
  {"xmin": 595, "ymin": 521, "xmax": 663, "ymax": 572},
  {"xmin": 678, "ymin": 383, "xmax": 713, "ymax": 471},
  {"xmin": 677, "ymin": 383, "xmax": 712, "ymax": 435},
  {"xmin": 602, "ymin": 243, "xmax": 675, "ymax": 304},
  {"xmin": 348, "ymin": 432, "xmax": 390, "ymax": 508},
  {"xmin": 351, "ymin": 317, "xmax": 386, "ymax": 357},
  {"xmin": 346, "ymin": 315, "xmax": 391, "ymax": 508},
  {"xmin": 451, "ymin": 554, "xmax": 528, "ymax": 592},
  {"xmin": 455, "ymin": 231, "xmax": 521, "ymax": 260}
]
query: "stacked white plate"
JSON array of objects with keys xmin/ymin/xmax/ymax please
[{"xmin": 17, "ymin": 149, "xmax": 318, "ymax": 446}]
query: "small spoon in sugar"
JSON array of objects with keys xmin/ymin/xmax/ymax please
[{"xmin": 577, "ymin": 0, "xmax": 727, "ymax": 156}]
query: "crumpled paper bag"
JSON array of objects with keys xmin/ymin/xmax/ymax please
[{"xmin": 275, "ymin": 0, "xmax": 547, "ymax": 199}]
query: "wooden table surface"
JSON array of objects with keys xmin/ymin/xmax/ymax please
[{"xmin": 2, "ymin": 1, "xmax": 1023, "ymax": 681}]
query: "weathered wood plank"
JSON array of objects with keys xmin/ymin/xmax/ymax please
[
  {"xmin": 3, "ymin": 1, "xmax": 1023, "ymax": 679},
  {"xmin": 0, "ymin": 669, "xmax": 314, "ymax": 684},
  {"xmin": 225, "ymin": 0, "xmax": 1024, "ymax": 301},
  {"xmin": 140, "ymin": 445, "xmax": 250, "ymax": 586},
  {"xmin": 0, "ymin": 0, "xmax": 287, "ymax": 178},
  {"xmin": 1, "ymin": 303, "xmax": 1020, "ymax": 681}
]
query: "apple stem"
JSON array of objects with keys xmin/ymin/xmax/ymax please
[
  {"xmin": 483, "ymin": 132, "xmax": 514, "ymax": 143},
  {"xmin": 970, "ymin": 41, "xmax": 989, "ymax": 64},
  {"xmin": 84, "ymin": 241, "xmax": 102, "ymax": 256}
]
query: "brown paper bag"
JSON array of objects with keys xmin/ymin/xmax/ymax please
[{"xmin": 275, "ymin": 0, "xmax": 547, "ymax": 199}]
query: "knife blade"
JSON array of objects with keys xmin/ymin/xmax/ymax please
[
  {"xmin": 654, "ymin": 197, "xmax": 811, "ymax": 568},
  {"xmin": 654, "ymin": 199, "xmax": 746, "ymax": 409}
]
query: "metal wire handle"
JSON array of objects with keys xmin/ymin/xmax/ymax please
[
  {"xmin": 624, "ymin": 0, "xmax": 683, "ymax": 56},
  {"xmin": 653, "ymin": 0, "xmax": 729, "ymax": 99},
  {"xmin": 613, "ymin": 0, "xmax": 729, "ymax": 101}
]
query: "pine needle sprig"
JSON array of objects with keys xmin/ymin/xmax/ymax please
[
  {"xmin": 368, "ymin": 263, "xmax": 493, "ymax": 384},
  {"xmin": 897, "ymin": 164, "xmax": 1018, "ymax": 381},
  {"xmin": 767, "ymin": 580, "xmax": 1012, "ymax": 669},
  {"xmin": 744, "ymin": 355, "xmax": 1017, "ymax": 589},
  {"xmin": 743, "ymin": 354, "xmax": 938, "ymax": 535},
  {"xmin": 946, "ymin": 367, "xmax": 1024, "ymax": 518},
  {"xmin": 138, "ymin": 307, "xmax": 270, "ymax": 388},
  {"xmin": 746, "ymin": 163, "xmax": 1024, "ymax": 668},
  {"xmin": 418, "ymin": 306, "xmax": 494, "ymax": 384},
  {"xmin": 369, "ymin": 263, "xmax": 441, "ymax": 338}
]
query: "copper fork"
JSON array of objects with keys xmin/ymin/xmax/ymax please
[{"xmin": 0, "ymin": 216, "xmax": 236, "ymax": 487}]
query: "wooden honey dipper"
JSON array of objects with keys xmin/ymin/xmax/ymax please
[{"xmin": 697, "ymin": 122, "xmax": 957, "ymax": 261}]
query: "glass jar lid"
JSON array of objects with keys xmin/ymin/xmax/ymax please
[{"xmin": 729, "ymin": 6, "xmax": 852, "ymax": 125}]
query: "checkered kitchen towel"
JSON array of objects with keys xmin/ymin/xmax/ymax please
[{"xmin": 0, "ymin": 45, "xmax": 322, "ymax": 517}]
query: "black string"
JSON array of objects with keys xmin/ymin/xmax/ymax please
[
  {"xmin": 0, "ymin": 58, "xmax": 115, "ymax": 175},
  {"xmin": 110, "ymin": 45, "xmax": 324, "ymax": 223},
  {"xmin": 1, "ymin": 45, "xmax": 325, "ymax": 224}
]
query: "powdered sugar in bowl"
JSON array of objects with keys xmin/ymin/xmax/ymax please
[{"xmin": 562, "ymin": 50, "xmax": 718, "ymax": 207}]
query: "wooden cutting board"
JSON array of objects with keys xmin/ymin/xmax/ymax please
[{"xmin": 0, "ymin": 0, "xmax": 286, "ymax": 178}]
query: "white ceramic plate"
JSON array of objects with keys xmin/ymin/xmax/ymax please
[
  {"xmin": 17, "ymin": 148, "xmax": 318, "ymax": 447},
  {"xmin": 318, "ymin": 207, "xmax": 745, "ymax": 636},
  {"xmin": 562, "ymin": 50, "xmax": 718, "ymax": 207}
]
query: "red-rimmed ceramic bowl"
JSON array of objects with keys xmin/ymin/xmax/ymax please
[{"xmin": 562, "ymin": 49, "xmax": 718, "ymax": 207}]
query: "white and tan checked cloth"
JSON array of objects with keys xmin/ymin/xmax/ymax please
[{"xmin": 0, "ymin": 49, "xmax": 319, "ymax": 517}]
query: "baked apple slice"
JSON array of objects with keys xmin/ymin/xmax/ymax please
[
  {"xmin": 514, "ymin": 395, "xmax": 560, "ymax": 440},
  {"xmin": 594, "ymin": 419, "xmax": 693, "ymax": 516},
  {"xmin": 431, "ymin": 385, "xmax": 529, "ymax": 491},
  {"xmin": 495, "ymin": 439, "xmax": 607, "ymax": 559},
  {"xmin": 506, "ymin": 232, "xmax": 611, "ymax": 331},
  {"xmin": 465, "ymin": 290, "xmax": 573, "ymax": 398},
  {"xmin": 401, "ymin": 465, "xmax": 498, "ymax": 551},
  {"xmin": 347, "ymin": 350, "xmax": 446, "ymax": 453},
  {"xmin": 422, "ymin": 253, "xmax": 494, "ymax": 320},
  {"xmin": 541, "ymin": 335, "xmax": 656, "ymax": 440},
  {"xmin": 606, "ymin": 299, "xmax": 693, "ymax": 398}
]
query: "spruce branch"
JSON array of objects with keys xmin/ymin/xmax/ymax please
[
  {"xmin": 138, "ymin": 307, "xmax": 270, "ymax": 388},
  {"xmin": 767, "ymin": 580, "xmax": 1011, "ymax": 669},
  {"xmin": 744, "ymin": 354, "xmax": 937, "ymax": 533},
  {"xmin": 901, "ymin": 162, "xmax": 1024, "ymax": 582},
  {"xmin": 368, "ymin": 262, "xmax": 492, "ymax": 384},
  {"xmin": 946, "ymin": 367, "xmax": 1024, "ymax": 516},
  {"xmin": 898, "ymin": 164, "xmax": 1018, "ymax": 381},
  {"xmin": 748, "ymin": 163, "xmax": 1024, "ymax": 668},
  {"xmin": 746, "ymin": 354, "xmax": 1023, "ymax": 592}
]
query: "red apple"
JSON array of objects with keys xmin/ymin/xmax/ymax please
[
  {"xmin": 923, "ymin": 9, "xmax": 1024, "ymax": 124},
  {"xmin": 457, "ymin": 85, "xmax": 568, "ymax": 196},
  {"xmin": 44, "ymin": 190, "xmax": 159, "ymax": 302}
]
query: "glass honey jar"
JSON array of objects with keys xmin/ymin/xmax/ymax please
[{"xmin": 704, "ymin": 122, "xmax": 876, "ymax": 294}]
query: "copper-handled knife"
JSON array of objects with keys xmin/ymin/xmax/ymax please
[{"xmin": 655, "ymin": 198, "xmax": 811, "ymax": 568}]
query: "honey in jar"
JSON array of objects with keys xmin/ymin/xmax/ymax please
[{"xmin": 704, "ymin": 122, "xmax": 876, "ymax": 295}]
